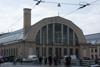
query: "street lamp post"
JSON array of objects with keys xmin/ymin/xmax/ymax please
[
  {"xmin": 42, "ymin": 31, "xmax": 45, "ymax": 64},
  {"xmin": 57, "ymin": 34, "xmax": 60, "ymax": 64},
  {"xmin": 57, "ymin": 4, "xmax": 61, "ymax": 64}
]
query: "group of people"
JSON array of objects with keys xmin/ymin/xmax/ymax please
[
  {"xmin": 38, "ymin": 55, "xmax": 72, "ymax": 66},
  {"xmin": 38, "ymin": 55, "xmax": 59, "ymax": 66}
]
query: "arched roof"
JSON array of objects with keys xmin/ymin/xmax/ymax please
[
  {"xmin": 0, "ymin": 29, "xmax": 23, "ymax": 45},
  {"xmin": 85, "ymin": 33, "xmax": 100, "ymax": 45},
  {"xmin": 25, "ymin": 16, "xmax": 86, "ymax": 44}
]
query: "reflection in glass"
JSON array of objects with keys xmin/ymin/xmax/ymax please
[
  {"xmin": 63, "ymin": 25, "xmax": 67, "ymax": 45},
  {"xmin": 48, "ymin": 48, "xmax": 52, "ymax": 56},
  {"xmin": 64, "ymin": 48, "xmax": 67, "ymax": 55},
  {"xmin": 55, "ymin": 23, "xmax": 61, "ymax": 43},
  {"xmin": 42, "ymin": 26, "xmax": 47, "ymax": 44},
  {"xmin": 69, "ymin": 28, "xmax": 73, "ymax": 45},
  {"xmin": 48, "ymin": 24, "xmax": 53, "ymax": 44},
  {"xmin": 70, "ymin": 48, "xmax": 73, "ymax": 55},
  {"xmin": 75, "ymin": 34, "xmax": 78, "ymax": 46},
  {"xmin": 36, "ymin": 30, "xmax": 40, "ymax": 44}
]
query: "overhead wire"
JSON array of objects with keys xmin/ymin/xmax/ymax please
[
  {"xmin": 3, "ymin": 17, "xmax": 23, "ymax": 33},
  {"xmin": 2, "ymin": 1, "xmax": 38, "ymax": 33},
  {"xmin": 63, "ymin": 0, "xmax": 100, "ymax": 17},
  {"xmin": 90, "ymin": 0, "xmax": 100, "ymax": 4},
  {"xmin": 34, "ymin": 0, "xmax": 100, "ymax": 5},
  {"xmin": 80, "ymin": 21, "xmax": 100, "ymax": 27},
  {"xmin": 2, "ymin": 0, "xmax": 100, "ymax": 33},
  {"xmin": 63, "ymin": 9, "xmax": 79, "ymax": 17},
  {"xmin": 43, "ymin": 1, "xmax": 79, "ymax": 5}
]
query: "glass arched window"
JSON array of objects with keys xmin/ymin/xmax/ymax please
[
  {"xmin": 42, "ymin": 26, "xmax": 47, "ymax": 44},
  {"xmin": 54, "ymin": 23, "xmax": 61, "ymax": 43},
  {"xmin": 63, "ymin": 25, "xmax": 67, "ymax": 45},
  {"xmin": 48, "ymin": 24, "xmax": 53, "ymax": 45},
  {"xmin": 69, "ymin": 28, "xmax": 73, "ymax": 45},
  {"xmin": 36, "ymin": 30, "xmax": 40, "ymax": 44},
  {"xmin": 75, "ymin": 34, "xmax": 78, "ymax": 45},
  {"xmin": 35, "ymin": 23, "xmax": 78, "ymax": 46}
]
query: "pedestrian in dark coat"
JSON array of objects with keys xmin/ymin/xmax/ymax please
[
  {"xmin": 48, "ymin": 55, "xmax": 52, "ymax": 66},
  {"xmin": 68, "ymin": 55, "xmax": 71, "ymax": 66},
  {"xmin": 44, "ymin": 57, "xmax": 47, "ymax": 65},
  {"xmin": 65, "ymin": 57, "xmax": 68, "ymax": 66},
  {"xmin": 39, "ymin": 56, "xmax": 42, "ymax": 64},
  {"xmin": 54, "ymin": 55, "xmax": 57, "ymax": 66}
]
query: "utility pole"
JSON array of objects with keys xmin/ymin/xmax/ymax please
[
  {"xmin": 57, "ymin": 34, "xmax": 60, "ymax": 65},
  {"xmin": 42, "ymin": 31, "xmax": 44, "ymax": 64},
  {"xmin": 57, "ymin": 3, "xmax": 61, "ymax": 63}
]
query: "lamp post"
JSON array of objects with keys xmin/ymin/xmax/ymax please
[
  {"xmin": 42, "ymin": 31, "xmax": 44, "ymax": 64},
  {"xmin": 57, "ymin": 33, "xmax": 60, "ymax": 64},
  {"xmin": 57, "ymin": 3, "xmax": 61, "ymax": 64}
]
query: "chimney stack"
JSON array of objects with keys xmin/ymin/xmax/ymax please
[{"xmin": 23, "ymin": 8, "xmax": 31, "ymax": 38}]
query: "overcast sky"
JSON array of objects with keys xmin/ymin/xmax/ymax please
[{"xmin": 0, "ymin": 0, "xmax": 100, "ymax": 35}]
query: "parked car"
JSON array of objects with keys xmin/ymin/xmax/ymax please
[{"xmin": 23, "ymin": 55, "xmax": 38, "ymax": 62}]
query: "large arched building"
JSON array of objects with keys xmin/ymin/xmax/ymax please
[{"xmin": 0, "ymin": 8, "xmax": 90, "ymax": 59}]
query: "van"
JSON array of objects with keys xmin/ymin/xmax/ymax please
[
  {"xmin": 64, "ymin": 55, "xmax": 76, "ymax": 60},
  {"xmin": 23, "ymin": 55, "xmax": 38, "ymax": 62},
  {"xmin": 28, "ymin": 55, "xmax": 38, "ymax": 61}
]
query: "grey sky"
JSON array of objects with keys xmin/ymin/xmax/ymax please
[{"xmin": 0, "ymin": 0, "xmax": 100, "ymax": 35}]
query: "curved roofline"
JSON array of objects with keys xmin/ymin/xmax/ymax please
[{"xmin": 25, "ymin": 16, "xmax": 86, "ymax": 43}]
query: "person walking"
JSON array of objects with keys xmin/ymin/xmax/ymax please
[
  {"xmin": 39, "ymin": 56, "xmax": 42, "ymax": 65},
  {"xmin": 44, "ymin": 57, "xmax": 47, "ymax": 65},
  {"xmin": 54, "ymin": 55, "xmax": 57, "ymax": 66},
  {"xmin": 65, "ymin": 56, "xmax": 68, "ymax": 66},
  {"xmin": 48, "ymin": 55, "xmax": 52, "ymax": 66},
  {"xmin": 68, "ymin": 55, "xmax": 71, "ymax": 66}
]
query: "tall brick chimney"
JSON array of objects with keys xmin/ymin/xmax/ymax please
[{"xmin": 23, "ymin": 8, "xmax": 31, "ymax": 38}]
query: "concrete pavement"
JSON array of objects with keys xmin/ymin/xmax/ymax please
[{"xmin": 0, "ymin": 62, "xmax": 89, "ymax": 67}]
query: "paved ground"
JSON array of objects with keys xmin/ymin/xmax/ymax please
[{"xmin": 0, "ymin": 62, "xmax": 89, "ymax": 67}]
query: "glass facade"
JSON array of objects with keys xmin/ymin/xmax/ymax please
[
  {"xmin": 42, "ymin": 47, "xmax": 46, "ymax": 57},
  {"xmin": 36, "ymin": 47, "xmax": 39, "ymax": 57},
  {"xmin": 35, "ymin": 23, "xmax": 79, "ymax": 57},
  {"xmin": 36, "ymin": 23, "xmax": 78, "ymax": 46},
  {"xmin": 55, "ymin": 48, "xmax": 61, "ymax": 59},
  {"xmin": 48, "ymin": 24, "xmax": 53, "ymax": 44},
  {"xmin": 36, "ymin": 30, "xmax": 40, "ymax": 44},
  {"xmin": 48, "ymin": 48, "xmax": 52, "ymax": 56},
  {"xmin": 70, "ymin": 48, "xmax": 73, "ymax": 55},
  {"xmin": 63, "ymin": 25, "xmax": 67, "ymax": 45},
  {"xmin": 75, "ymin": 34, "xmax": 78, "ymax": 45},
  {"xmin": 69, "ymin": 28, "xmax": 73, "ymax": 45},
  {"xmin": 55, "ymin": 23, "xmax": 61, "ymax": 43},
  {"xmin": 64, "ymin": 48, "xmax": 67, "ymax": 55},
  {"xmin": 42, "ymin": 26, "xmax": 47, "ymax": 45}
]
